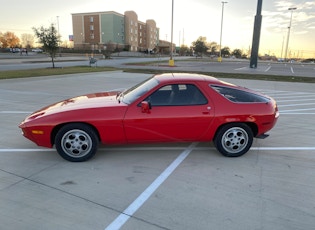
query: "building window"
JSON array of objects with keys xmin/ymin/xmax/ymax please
[
  {"xmin": 90, "ymin": 33, "xmax": 94, "ymax": 39},
  {"xmin": 90, "ymin": 25, "xmax": 94, "ymax": 30},
  {"xmin": 90, "ymin": 17, "xmax": 94, "ymax": 23}
]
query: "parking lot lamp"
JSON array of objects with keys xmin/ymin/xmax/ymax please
[
  {"xmin": 169, "ymin": 0, "xmax": 175, "ymax": 66},
  {"xmin": 218, "ymin": 1, "xmax": 228, "ymax": 62},
  {"xmin": 284, "ymin": 7, "xmax": 297, "ymax": 62}
]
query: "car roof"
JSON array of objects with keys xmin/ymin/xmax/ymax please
[
  {"xmin": 154, "ymin": 73, "xmax": 222, "ymax": 84},
  {"xmin": 153, "ymin": 73, "xmax": 260, "ymax": 94}
]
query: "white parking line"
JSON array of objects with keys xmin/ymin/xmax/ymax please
[
  {"xmin": 251, "ymin": 147, "xmax": 315, "ymax": 151},
  {"xmin": 1, "ymin": 146, "xmax": 315, "ymax": 153},
  {"xmin": 280, "ymin": 108, "xmax": 315, "ymax": 113},
  {"xmin": 104, "ymin": 142, "xmax": 197, "ymax": 230},
  {"xmin": 265, "ymin": 66, "xmax": 271, "ymax": 72},
  {"xmin": 279, "ymin": 102, "xmax": 315, "ymax": 107},
  {"xmin": 234, "ymin": 67, "xmax": 248, "ymax": 70},
  {"xmin": 277, "ymin": 98, "xmax": 315, "ymax": 103},
  {"xmin": 0, "ymin": 149, "xmax": 54, "ymax": 152},
  {"xmin": 0, "ymin": 111, "xmax": 31, "ymax": 114}
]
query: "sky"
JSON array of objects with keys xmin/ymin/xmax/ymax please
[{"xmin": 1, "ymin": 0, "xmax": 314, "ymax": 58}]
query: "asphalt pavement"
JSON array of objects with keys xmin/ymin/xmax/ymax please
[
  {"xmin": 0, "ymin": 70, "xmax": 315, "ymax": 230},
  {"xmin": 0, "ymin": 52, "xmax": 314, "ymax": 78}
]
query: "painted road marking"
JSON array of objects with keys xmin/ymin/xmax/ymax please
[
  {"xmin": 1, "ymin": 146, "xmax": 315, "ymax": 153},
  {"xmin": 280, "ymin": 108, "xmax": 315, "ymax": 113},
  {"xmin": 104, "ymin": 142, "xmax": 197, "ymax": 230},
  {"xmin": 280, "ymin": 102, "xmax": 315, "ymax": 107},
  {"xmin": 265, "ymin": 66, "xmax": 271, "ymax": 72},
  {"xmin": 0, "ymin": 111, "xmax": 31, "ymax": 114}
]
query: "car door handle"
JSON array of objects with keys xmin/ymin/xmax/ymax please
[{"xmin": 202, "ymin": 107, "xmax": 211, "ymax": 114}]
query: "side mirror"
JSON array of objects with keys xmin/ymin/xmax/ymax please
[{"xmin": 141, "ymin": 101, "xmax": 151, "ymax": 113}]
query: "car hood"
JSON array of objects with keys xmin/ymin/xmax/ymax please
[{"xmin": 26, "ymin": 91, "xmax": 121, "ymax": 119}]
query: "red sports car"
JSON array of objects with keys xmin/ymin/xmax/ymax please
[{"xmin": 19, "ymin": 73, "xmax": 279, "ymax": 162}]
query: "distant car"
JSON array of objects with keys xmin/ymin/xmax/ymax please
[
  {"xmin": 19, "ymin": 73, "xmax": 279, "ymax": 162},
  {"xmin": 31, "ymin": 48, "xmax": 43, "ymax": 53},
  {"xmin": 10, "ymin": 48, "xmax": 20, "ymax": 53}
]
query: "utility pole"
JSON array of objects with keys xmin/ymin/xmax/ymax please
[
  {"xmin": 169, "ymin": 0, "xmax": 175, "ymax": 66},
  {"xmin": 57, "ymin": 16, "xmax": 61, "ymax": 57},
  {"xmin": 218, "ymin": 1, "xmax": 228, "ymax": 62},
  {"xmin": 249, "ymin": 0, "xmax": 263, "ymax": 68},
  {"xmin": 284, "ymin": 7, "xmax": 297, "ymax": 62}
]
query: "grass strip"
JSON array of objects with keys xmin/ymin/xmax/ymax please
[
  {"xmin": 122, "ymin": 68, "xmax": 315, "ymax": 84},
  {"xmin": 0, "ymin": 66, "xmax": 117, "ymax": 80},
  {"xmin": 0, "ymin": 65, "xmax": 314, "ymax": 84}
]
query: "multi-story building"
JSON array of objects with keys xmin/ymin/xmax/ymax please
[{"xmin": 72, "ymin": 10, "xmax": 160, "ymax": 52}]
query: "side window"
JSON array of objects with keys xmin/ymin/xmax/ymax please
[
  {"xmin": 145, "ymin": 85, "xmax": 173, "ymax": 106},
  {"xmin": 144, "ymin": 84, "xmax": 207, "ymax": 106},
  {"xmin": 211, "ymin": 85, "xmax": 270, "ymax": 103}
]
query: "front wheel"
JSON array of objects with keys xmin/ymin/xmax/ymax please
[
  {"xmin": 214, "ymin": 123, "xmax": 253, "ymax": 157},
  {"xmin": 55, "ymin": 123, "xmax": 99, "ymax": 162}
]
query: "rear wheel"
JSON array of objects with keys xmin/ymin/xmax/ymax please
[
  {"xmin": 55, "ymin": 123, "xmax": 99, "ymax": 162},
  {"xmin": 214, "ymin": 123, "xmax": 253, "ymax": 157}
]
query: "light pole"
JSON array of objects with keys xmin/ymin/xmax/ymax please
[
  {"xmin": 56, "ymin": 16, "xmax": 61, "ymax": 56},
  {"xmin": 218, "ymin": 1, "xmax": 227, "ymax": 62},
  {"xmin": 169, "ymin": 0, "xmax": 175, "ymax": 66},
  {"xmin": 284, "ymin": 7, "xmax": 297, "ymax": 62}
]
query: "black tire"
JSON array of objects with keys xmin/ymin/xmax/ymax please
[
  {"xmin": 214, "ymin": 123, "xmax": 253, "ymax": 157},
  {"xmin": 55, "ymin": 123, "xmax": 99, "ymax": 162}
]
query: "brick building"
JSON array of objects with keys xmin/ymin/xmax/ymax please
[{"xmin": 72, "ymin": 10, "xmax": 160, "ymax": 52}]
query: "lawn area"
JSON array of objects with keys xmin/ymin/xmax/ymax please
[
  {"xmin": 0, "ymin": 66, "xmax": 117, "ymax": 80},
  {"xmin": 123, "ymin": 68, "xmax": 315, "ymax": 84}
]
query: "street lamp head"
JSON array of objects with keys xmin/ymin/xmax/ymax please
[
  {"xmin": 222, "ymin": 1, "xmax": 228, "ymax": 3},
  {"xmin": 288, "ymin": 7, "xmax": 297, "ymax": 10}
]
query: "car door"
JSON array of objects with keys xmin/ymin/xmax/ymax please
[{"xmin": 123, "ymin": 83, "xmax": 214, "ymax": 143}]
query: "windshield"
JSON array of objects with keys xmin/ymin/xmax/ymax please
[{"xmin": 120, "ymin": 77, "xmax": 159, "ymax": 104}]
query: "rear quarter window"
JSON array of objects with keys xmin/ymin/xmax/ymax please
[{"xmin": 211, "ymin": 85, "xmax": 269, "ymax": 103}]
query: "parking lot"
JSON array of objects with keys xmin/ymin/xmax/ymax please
[{"xmin": 1, "ymin": 71, "xmax": 315, "ymax": 230}]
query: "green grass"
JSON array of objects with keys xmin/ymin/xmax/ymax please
[
  {"xmin": 123, "ymin": 68, "xmax": 315, "ymax": 84},
  {"xmin": 0, "ymin": 66, "xmax": 117, "ymax": 80}
]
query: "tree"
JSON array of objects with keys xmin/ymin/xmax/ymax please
[
  {"xmin": 0, "ymin": 31, "xmax": 20, "ymax": 48},
  {"xmin": 20, "ymin": 33, "xmax": 35, "ymax": 48},
  {"xmin": 179, "ymin": 45, "xmax": 190, "ymax": 56},
  {"xmin": 33, "ymin": 23, "xmax": 60, "ymax": 68},
  {"xmin": 221, "ymin": 46, "xmax": 231, "ymax": 57},
  {"xmin": 208, "ymin": 41, "xmax": 218, "ymax": 56},
  {"xmin": 192, "ymin": 37, "xmax": 208, "ymax": 57},
  {"xmin": 0, "ymin": 32, "xmax": 2, "ymax": 47},
  {"xmin": 231, "ymin": 49, "xmax": 243, "ymax": 58},
  {"xmin": 104, "ymin": 41, "xmax": 115, "ymax": 59}
]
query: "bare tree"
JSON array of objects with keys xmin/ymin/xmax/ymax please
[{"xmin": 21, "ymin": 33, "xmax": 35, "ymax": 48}]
